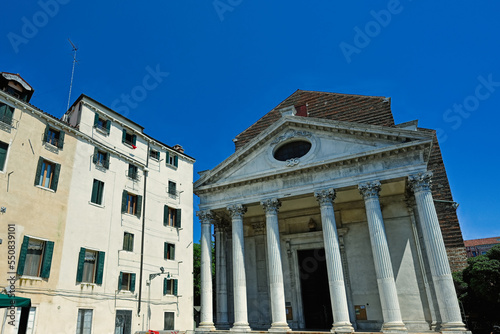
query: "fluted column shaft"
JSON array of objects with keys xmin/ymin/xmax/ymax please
[
  {"xmin": 227, "ymin": 204, "xmax": 251, "ymax": 331},
  {"xmin": 358, "ymin": 181, "xmax": 407, "ymax": 333},
  {"xmin": 215, "ymin": 222, "xmax": 229, "ymax": 329},
  {"xmin": 261, "ymin": 199, "xmax": 290, "ymax": 332},
  {"xmin": 197, "ymin": 211, "xmax": 216, "ymax": 331},
  {"xmin": 314, "ymin": 189, "xmax": 354, "ymax": 334},
  {"xmin": 408, "ymin": 172, "xmax": 466, "ymax": 331}
]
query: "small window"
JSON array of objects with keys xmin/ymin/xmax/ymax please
[
  {"xmin": 17, "ymin": 236, "xmax": 54, "ymax": 278},
  {"xmin": 0, "ymin": 102, "xmax": 14, "ymax": 126},
  {"xmin": 14, "ymin": 307, "xmax": 36, "ymax": 334},
  {"xmin": 90, "ymin": 179, "xmax": 104, "ymax": 205},
  {"xmin": 163, "ymin": 278, "xmax": 178, "ymax": 296},
  {"xmin": 164, "ymin": 312, "xmax": 175, "ymax": 330},
  {"xmin": 166, "ymin": 151, "xmax": 178, "ymax": 167},
  {"xmin": 123, "ymin": 232, "xmax": 134, "ymax": 252},
  {"xmin": 76, "ymin": 248, "xmax": 105, "ymax": 284},
  {"xmin": 164, "ymin": 206, "xmax": 181, "ymax": 228},
  {"xmin": 122, "ymin": 129, "xmax": 137, "ymax": 147},
  {"xmin": 43, "ymin": 126, "xmax": 65, "ymax": 149},
  {"xmin": 93, "ymin": 113, "xmax": 111, "ymax": 134},
  {"xmin": 164, "ymin": 243, "xmax": 175, "ymax": 260},
  {"xmin": 127, "ymin": 164, "xmax": 139, "ymax": 180},
  {"xmin": 121, "ymin": 191, "xmax": 142, "ymax": 217},
  {"xmin": 119, "ymin": 272, "xmax": 136, "ymax": 292},
  {"xmin": 273, "ymin": 140, "xmax": 312, "ymax": 161},
  {"xmin": 76, "ymin": 309, "xmax": 93, "ymax": 334},
  {"xmin": 92, "ymin": 148, "xmax": 110, "ymax": 169},
  {"xmin": 168, "ymin": 181, "xmax": 177, "ymax": 196},
  {"xmin": 0, "ymin": 141, "xmax": 8, "ymax": 171},
  {"xmin": 34, "ymin": 158, "xmax": 61, "ymax": 191},
  {"xmin": 150, "ymin": 149, "xmax": 160, "ymax": 160}
]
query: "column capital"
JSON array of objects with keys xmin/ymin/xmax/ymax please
[
  {"xmin": 358, "ymin": 180, "xmax": 381, "ymax": 199},
  {"xmin": 408, "ymin": 171, "xmax": 433, "ymax": 193},
  {"xmin": 314, "ymin": 188, "xmax": 336, "ymax": 206},
  {"xmin": 261, "ymin": 198, "xmax": 281, "ymax": 215},
  {"xmin": 227, "ymin": 204, "xmax": 247, "ymax": 219},
  {"xmin": 252, "ymin": 221, "xmax": 266, "ymax": 235},
  {"xmin": 197, "ymin": 210, "xmax": 214, "ymax": 224}
]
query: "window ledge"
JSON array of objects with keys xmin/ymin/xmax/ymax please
[
  {"xmin": 35, "ymin": 185, "xmax": 55, "ymax": 193},
  {"xmin": 88, "ymin": 201, "xmax": 104, "ymax": 209},
  {"xmin": 94, "ymin": 126, "xmax": 110, "ymax": 136},
  {"xmin": 43, "ymin": 142, "xmax": 60, "ymax": 154},
  {"xmin": 79, "ymin": 283, "xmax": 97, "ymax": 288},
  {"xmin": 122, "ymin": 213, "xmax": 140, "ymax": 219},
  {"xmin": 19, "ymin": 276, "xmax": 43, "ymax": 281},
  {"xmin": 166, "ymin": 164, "xmax": 178, "ymax": 170},
  {"xmin": 94, "ymin": 164, "xmax": 108, "ymax": 172}
]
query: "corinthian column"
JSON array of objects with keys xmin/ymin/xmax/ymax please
[
  {"xmin": 215, "ymin": 219, "xmax": 230, "ymax": 329},
  {"xmin": 314, "ymin": 189, "xmax": 354, "ymax": 333},
  {"xmin": 196, "ymin": 211, "xmax": 216, "ymax": 331},
  {"xmin": 227, "ymin": 204, "xmax": 251, "ymax": 331},
  {"xmin": 358, "ymin": 181, "xmax": 407, "ymax": 333},
  {"xmin": 408, "ymin": 172, "xmax": 467, "ymax": 332},
  {"xmin": 260, "ymin": 199, "xmax": 291, "ymax": 332}
]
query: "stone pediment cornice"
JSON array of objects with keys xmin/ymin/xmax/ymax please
[{"xmin": 194, "ymin": 116, "xmax": 434, "ymax": 192}]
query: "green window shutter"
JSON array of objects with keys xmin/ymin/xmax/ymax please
[
  {"xmin": 118, "ymin": 272, "xmax": 123, "ymax": 290},
  {"xmin": 0, "ymin": 142, "xmax": 8, "ymax": 171},
  {"xmin": 122, "ymin": 129, "xmax": 126, "ymax": 143},
  {"xmin": 173, "ymin": 279, "xmax": 178, "ymax": 296},
  {"xmin": 34, "ymin": 157, "xmax": 43, "ymax": 186},
  {"xmin": 174, "ymin": 155, "xmax": 178, "ymax": 167},
  {"xmin": 43, "ymin": 125, "xmax": 49, "ymax": 143},
  {"xmin": 40, "ymin": 241, "xmax": 54, "ymax": 278},
  {"xmin": 171, "ymin": 244, "xmax": 175, "ymax": 260},
  {"xmin": 17, "ymin": 236, "xmax": 30, "ymax": 276},
  {"xmin": 104, "ymin": 152, "xmax": 110, "ymax": 169},
  {"xmin": 164, "ymin": 242, "xmax": 167, "ymax": 259},
  {"xmin": 57, "ymin": 131, "xmax": 65, "ymax": 149},
  {"xmin": 136, "ymin": 195, "xmax": 143, "ymax": 218},
  {"xmin": 92, "ymin": 147, "xmax": 98, "ymax": 164},
  {"xmin": 166, "ymin": 151, "xmax": 170, "ymax": 164},
  {"xmin": 95, "ymin": 251, "xmax": 105, "ymax": 284},
  {"xmin": 91, "ymin": 179, "xmax": 99, "ymax": 203},
  {"xmin": 163, "ymin": 205, "xmax": 168, "ymax": 226},
  {"xmin": 132, "ymin": 135, "xmax": 137, "ymax": 146},
  {"xmin": 105, "ymin": 120, "xmax": 111, "ymax": 132},
  {"xmin": 130, "ymin": 273, "xmax": 136, "ymax": 292},
  {"xmin": 51, "ymin": 163, "xmax": 61, "ymax": 191},
  {"xmin": 76, "ymin": 247, "xmax": 86, "ymax": 282},
  {"xmin": 93, "ymin": 113, "xmax": 99, "ymax": 127},
  {"xmin": 121, "ymin": 190, "xmax": 128, "ymax": 213},
  {"xmin": 156, "ymin": 151, "xmax": 160, "ymax": 160},
  {"xmin": 175, "ymin": 209, "xmax": 182, "ymax": 228},
  {"xmin": 163, "ymin": 278, "xmax": 167, "ymax": 295}
]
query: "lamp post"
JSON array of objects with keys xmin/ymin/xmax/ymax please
[{"xmin": 147, "ymin": 267, "xmax": 171, "ymax": 330}]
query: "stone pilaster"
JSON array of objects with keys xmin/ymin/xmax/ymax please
[
  {"xmin": 261, "ymin": 199, "xmax": 291, "ymax": 332},
  {"xmin": 358, "ymin": 181, "xmax": 407, "ymax": 333},
  {"xmin": 196, "ymin": 210, "xmax": 216, "ymax": 331},
  {"xmin": 215, "ymin": 219, "xmax": 230, "ymax": 329},
  {"xmin": 408, "ymin": 172, "xmax": 467, "ymax": 333},
  {"xmin": 314, "ymin": 189, "xmax": 354, "ymax": 334},
  {"xmin": 227, "ymin": 204, "xmax": 251, "ymax": 332}
]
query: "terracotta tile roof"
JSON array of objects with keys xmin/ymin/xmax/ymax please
[{"xmin": 464, "ymin": 237, "xmax": 500, "ymax": 247}]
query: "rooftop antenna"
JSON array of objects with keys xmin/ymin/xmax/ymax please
[{"xmin": 66, "ymin": 38, "xmax": 78, "ymax": 111}]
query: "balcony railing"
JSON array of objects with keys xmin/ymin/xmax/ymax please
[{"xmin": 126, "ymin": 170, "xmax": 141, "ymax": 181}]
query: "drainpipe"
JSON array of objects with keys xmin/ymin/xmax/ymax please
[{"xmin": 137, "ymin": 141, "xmax": 150, "ymax": 316}]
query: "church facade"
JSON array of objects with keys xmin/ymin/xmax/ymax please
[{"xmin": 194, "ymin": 90, "xmax": 469, "ymax": 333}]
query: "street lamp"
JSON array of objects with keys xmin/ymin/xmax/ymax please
[{"xmin": 147, "ymin": 268, "xmax": 172, "ymax": 330}]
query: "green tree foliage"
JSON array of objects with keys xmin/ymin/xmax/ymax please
[
  {"xmin": 193, "ymin": 242, "xmax": 215, "ymax": 307},
  {"xmin": 454, "ymin": 244, "xmax": 500, "ymax": 333}
]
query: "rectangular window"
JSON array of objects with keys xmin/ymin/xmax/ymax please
[
  {"xmin": 43, "ymin": 125, "xmax": 65, "ymax": 149},
  {"xmin": 127, "ymin": 164, "xmax": 138, "ymax": 180},
  {"xmin": 164, "ymin": 312, "xmax": 175, "ymax": 330},
  {"xmin": 150, "ymin": 149, "xmax": 160, "ymax": 160},
  {"xmin": 17, "ymin": 236, "xmax": 54, "ymax": 278},
  {"xmin": 168, "ymin": 181, "xmax": 177, "ymax": 196},
  {"xmin": 164, "ymin": 243, "xmax": 175, "ymax": 260},
  {"xmin": 0, "ymin": 102, "xmax": 14, "ymax": 126},
  {"xmin": 163, "ymin": 278, "xmax": 178, "ymax": 296},
  {"xmin": 90, "ymin": 179, "xmax": 104, "ymax": 205},
  {"xmin": 76, "ymin": 309, "xmax": 93, "ymax": 334},
  {"xmin": 76, "ymin": 248, "xmax": 105, "ymax": 284},
  {"xmin": 0, "ymin": 141, "xmax": 8, "ymax": 171},
  {"xmin": 14, "ymin": 307, "xmax": 36, "ymax": 334},
  {"xmin": 115, "ymin": 310, "xmax": 132, "ymax": 334},
  {"xmin": 93, "ymin": 113, "xmax": 111, "ymax": 134},
  {"xmin": 118, "ymin": 272, "xmax": 136, "ymax": 292},
  {"xmin": 121, "ymin": 191, "xmax": 142, "ymax": 218},
  {"xmin": 34, "ymin": 157, "xmax": 61, "ymax": 191},
  {"xmin": 123, "ymin": 232, "xmax": 134, "ymax": 252},
  {"xmin": 92, "ymin": 147, "xmax": 109, "ymax": 169},
  {"xmin": 164, "ymin": 206, "xmax": 182, "ymax": 228},
  {"xmin": 166, "ymin": 151, "xmax": 178, "ymax": 167},
  {"xmin": 122, "ymin": 129, "xmax": 137, "ymax": 147}
]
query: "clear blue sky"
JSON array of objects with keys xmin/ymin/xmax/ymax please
[{"xmin": 2, "ymin": 0, "xmax": 499, "ymax": 243}]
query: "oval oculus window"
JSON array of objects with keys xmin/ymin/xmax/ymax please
[{"xmin": 274, "ymin": 140, "xmax": 312, "ymax": 161}]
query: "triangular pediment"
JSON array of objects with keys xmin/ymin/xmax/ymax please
[{"xmin": 194, "ymin": 116, "xmax": 433, "ymax": 191}]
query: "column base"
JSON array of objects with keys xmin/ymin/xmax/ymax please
[
  {"xmin": 230, "ymin": 323, "xmax": 252, "ymax": 332},
  {"xmin": 196, "ymin": 322, "xmax": 216, "ymax": 331},
  {"xmin": 331, "ymin": 322, "xmax": 355, "ymax": 334},
  {"xmin": 268, "ymin": 322, "xmax": 291, "ymax": 332},
  {"xmin": 382, "ymin": 321, "xmax": 408, "ymax": 333},
  {"xmin": 440, "ymin": 321, "xmax": 468, "ymax": 332}
]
